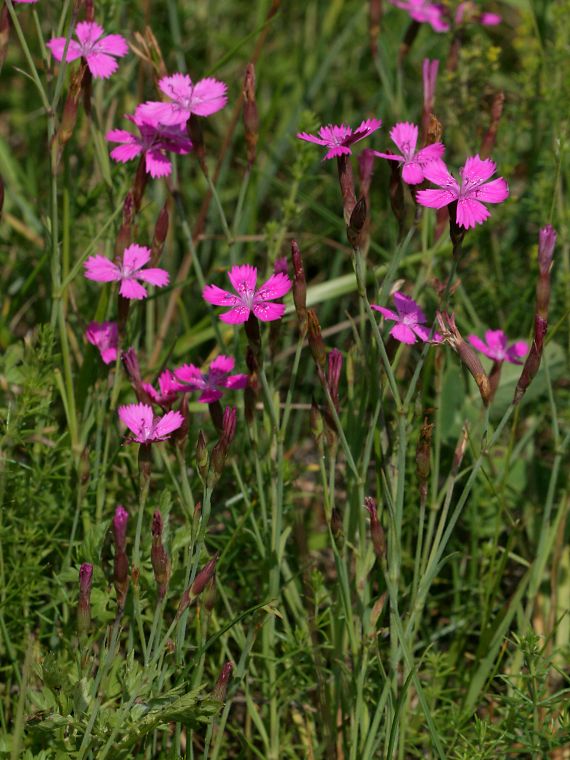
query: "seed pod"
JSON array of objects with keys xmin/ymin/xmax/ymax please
[
  {"xmin": 364, "ymin": 497, "xmax": 386, "ymax": 560},
  {"xmin": 307, "ymin": 310, "xmax": 326, "ymax": 370},
  {"xmin": 151, "ymin": 511, "xmax": 171, "ymax": 599},
  {"xmin": 77, "ymin": 563, "xmax": 93, "ymax": 636}
]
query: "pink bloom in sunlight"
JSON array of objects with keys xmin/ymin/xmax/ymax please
[
  {"xmin": 84, "ymin": 243, "xmax": 169, "ymax": 300},
  {"xmin": 47, "ymin": 22, "xmax": 128, "ymax": 79},
  {"xmin": 137, "ymin": 73, "xmax": 228, "ymax": 127},
  {"xmin": 141, "ymin": 370, "xmax": 183, "ymax": 408},
  {"xmin": 373, "ymin": 122, "xmax": 445, "ymax": 184},
  {"xmin": 388, "ymin": 0, "xmax": 449, "ymax": 32},
  {"xmin": 175, "ymin": 355, "xmax": 248, "ymax": 403},
  {"xmin": 85, "ymin": 321, "xmax": 118, "ymax": 364},
  {"xmin": 372, "ymin": 292, "xmax": 441, "ymax": 344},
  {"xmin": 416, "ymin": 155, "xmax": 509, "ymax": 229},
  {"xmin": 203, "ymin": 264, "xmax": 292, "ymax": 323},
  {"xmin": 297, "ymin": 119, "xmax": 382, "ymax": 160},
  {"xmin": 106, "ymin": 113, "xmax": 193, "ymax": 178},
  {"xmin": 468, "ymin": 330, "xmax": 528, "ymax": 365},
  {"xmin": 118, "ymin": 403, "xmax": 184, "ymax": 444}
]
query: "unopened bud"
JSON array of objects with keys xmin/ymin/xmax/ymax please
[
  {"xmin": 151, "ymin": 510, "xmax": 171, "ymax": 599},
  {"xmin": 77, "ymin": 563, "xmax": 93, "ymax": 635},
  {"xmin": 177, "ymin": 553, "xmax": 219, "ymax": 617},
  {"xmin": 113, "ymin": 505, "xmax": 129, "ymax": 553},
  {"xmin": 364, "ymin": 497, "xmax": 386, "ymax": 560},
  {"xmin": 291, "ymin": 240, "xmax": 307, "ymax": 332},
  {"xmin": 347, "ymin": 196, "xmax": 367, "ymax": 249},
  {"xmin": 151, "ymin": 203, "xmax": 169, "ymax": 265},
  {"xmin": 243, "ymin": 63, "xmax": 259, "ymax": 166},
  {"xmin": 212, "ymin": 661, "xmax": 233, "ymax": 701},
  {"xmin": 307, "ymin": 310, "xmax": 326, "ymax": 369},
  {"xmin": 210, "ymin": 407, "xmax": 237, "ymax": 481},
  {"xmin": 330, "ymin": 507, "xmax": 344, "ymax": 547},
  {"xmin": 327, "ymin": 349, "xmax": 343, "ymax": 411},
  {"xmin": 337, "ymin": 155, "xmax": 356, "ymax": 224},
  {"xmin": 196, "ymin": 430, "xmax": 209, "ymax": 483},
  {"xmin": 115, "ymin": 192, "xmax": 135, "ymax": 256},
  {"xmin": 437, "ymin": 311, "xmax": 490, "ymax": 405}
]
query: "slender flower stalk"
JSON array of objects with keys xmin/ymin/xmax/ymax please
[
  {"xmin": 151, "ymin": 511, "xmax": 171, "ymax": 599},
  {"xmin": 112, "ymin": 506, "xmax": 129, "ymax": 609},
  {"xmin": 77, "ymin": 563, "xmax": 93, "ymax": 636}
]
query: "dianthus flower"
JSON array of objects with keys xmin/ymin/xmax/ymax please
[
  {"xmin": 84, "ymin": 243, "xmax": 169, "ymax": 300},
  {"xmin": 372, "ymin": 292, "xmax": 441, "ymax": 344},
  {"xmin": 203, "ymin": 264, "xmax": 292, "ymax": 323},
  {"xmin": 47, "ymin": 22, "xmax": 128, "ymax": 79},
  {"xmin": 175, "ymin": 355, "xmax": 248, "ymax": 403},
  {"xmin": 106, "ymin": 112, "xmax": 193, "ymax": 177},
  {"xmin": 85, "ymin": 321, "xmax": 118, "ymax": 364},
  {"xmin": 137, "ymin": 73, "xmax": 228, "ymax": 127},
  {"xmin": 141, "ymin": 370, "xmax": 183, "ymax": 408},
  {"xmin": 373, "ymin": 122, "xmax": 445, "ymax": 184},
  {"xmin": 388, "ymin": 0, "xmax": 449, "ymax": 31},
  {"xmin": 118, "ymin": 403, "xmax": 184, "ymax": 444},
  {"xmin": 468, "ymin": 330, "xmax": 528, "ymax": 364},
  {"xmin": 416, "ymin": 156, "xmax": 509, "ymax": 229},
  {"xmin": 297, "ymin": 119, "xmax": 382, "ymax": 160}
]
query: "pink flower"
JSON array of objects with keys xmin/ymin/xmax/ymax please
[
  {"xmin": 373, "ymin": 122, "xmax": 445, "ymax": 184},
  {"xmin": 203, "ymin": 264, "xmax": 292, "ymax": 323},
  {"xmin": 106, "ymin": 113, "xmax": 193, "ymax": 178},
  {"xmin": 468, "ymin": 330, "xmax": 528, "ymax": 364},
  {"xmin": 372, "ymin": 292, "xmax": 441, "ymax": 344},
  {"xmin": 84, "ymin": 243, "xmax": 169, "ymax": 300},
  {"xmin": 85, "ymin": 321, "xmax": 118, "ymax": 364},
  {"xmin": 118, "ymin": 403, "xmax": 184, "ymax": 444},
  {"xmin": 416, "ymin": 155, "xmax": 509, "ymax": 229},
  {"xmin": 141, "ymin": 370, "xmax": 183, "ymax": 408},
  {"xmin": 137, "ymin": 73, "xmax": 228, "ymax": 127},
  {"xmin": 388, "ymin": 0, "xmax": 450, "ymax": 32},
  {"xmin": 175, "ymin": 355, "xmax": 248, "ymax": 403},
  {"xmin": 297, "ymin": 119, "xmax": 382, "ymax": 160},
  {"xmin": 47, "ymin": 22, "xmax": 128, "ymax": 79}
]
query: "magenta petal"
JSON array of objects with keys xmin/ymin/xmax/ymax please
[
  {"xmin": 461, "ymin": 155, "xmax": 496, "ymax": 184},
  {"xmin": 210, "ymin": 355, "xmax": 235, "ymax": 374},
  {"xmin": 141, "ymin": 382, "xmax": 160, "ymax": 402},
  {"xmin": 371, "ymin": 305, "xmax": 398, "ymax": 321},
  {"xmin": 86, "ymin": 53, "xmax": 119, "ymax": 79},
  {"xmin": 480, "ymin": 12, "xmax": 501, "ymax": 25},
  {"xmin": 100, "ymin": 346, "xmax": 118, "ymax": 364},
  {"xmin": 152, "ymin": 410, "xmax": 184, "ymax": 440},
  {"xmin": 189, "ymin": 77, "xmax": 228, "ymax": 116},
  {"xmin": 401, "ymin": 161, "xmax": 425, "ymax": 184},
  {"xmin": 137, "ymin": 101, "xmax": 188, "ymax": 127},
  {"xmin": 323, "ymin": 145, "xmax": 352, "ymax": 160},
  {"xmin": 296, "ymin": 132, "xmax": 328, "ymax": 147},
  {"xmin": 175, "ymin": 364, "xmax": 203, "ymax": 387},
  {"xmin": 255, "ymin": 272, "xmax": 292, "ymax": 301},
  {"xmin": 455, "ymin": 198, "xmax": 490, "ymax": 229},
  {"xmin": 119, "ymin": 403, "xmax": 153, "ymax": 437},
  {"xmin": 227, "ymin": 264, "xmax": 257, "ymax": 296},
  {"xmin": 136, "ymin": 268, "xmax": 169, "ymax": 287},
  {"xmin": 473, "ymin": 177, "xmax": 509, "ymax": 204},
  {"xmin": 75, "ymin": 21, "xmax": 104, "ymax": 46},
  {"xmin": 203, "ymin": 284, "xmax": 240, "ymax": 307},
  {"xmin": 46, "ymin": 37, "xmax": 82, "ymax": 62},
  {"xmin": 506, "ymin": 341, "xmax": 528, "ymax": 363},
  {"xmin": 198, "ymin": 388, "xmax": 224, "ymax": 403},
  {"xmin": 252, "ymin": 301, "xmax": 286, "ymax": 322},
  {"xmin": 145, "ymin": 149, "xmax": 172, "ymax": 177},
  {"xmin": 415, "ymin": 142, "xmax": 446, "ymax": 163},
  {"xmin": 219, "ymin": 306, "xmax": 251, "ymax": 323},
  {"xmin": 159, "ymin": 73, "xmax": 193, "ymax": 101},
  {"xmin": 119, "ymin": 278, "xmax": 148, "ymax": 299},
  {"xmin": 84, "ymin": 255, "xmax": 121, "ymax": 283},
  {"xmin": 416, "ymin": 188, "xmax": 456, "ymax": 209},
  {"xmin": 389, "ymin": 122, "xmax": 418, "ymax": 157},
  {"xmin": 225, "ymin": 373, "xmax": 249, "ymax": 390},
  {"xmin": 96, "ymin": 33, "xmax": 129, "ymax": 57},
  {"xmin": 412, "ymin": 324, "xmax": 432, "ymax": 342},
  {"xmin": 372, "ymin": 151, "xmax": 403, "ymax": 163},
  {"xmin": 468, "ymin": 334, "xmax": 493, "ymax": 359},
  {"xmin": 484, "ymin": 329, "xmax": 507, "ymax": 354},
  {"xmin": 393, "ymin": 292, "xmax": 426, "ymax": 322},
  {"xmin": 109, "ymin": 143, "xmax": 142, "ymax": 163},
  {"xmin": 123, "ymin": 243, "xmax": 151, "ymax": 271},
  {"xmin": 390, "ymin": 323, "xmax": 417, "ymax": 344}
]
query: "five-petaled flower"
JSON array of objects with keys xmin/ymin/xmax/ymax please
[
  {"xmin": 297, "ymin": 119, "xmax": 382, "ymax": 160},
  {"xmin": 416, "ymin": 155, "xmax": 509, "ymax": 229},
  {"xmin": 118, "ymin": 403, "xmax": 184, "ymax": 444},
  {"xmin": 137, "ymin": 73, "xmax": 228, "ymax": 127},
  {"xmin": 142, "ymin": 370, "xmax": 183, "ymax": 408},
  {"xmin": 85, "ymin": 321, "xmax": 118, "ymax": 364},
  {"xmin": 47, "ymin": 22, "xmax": 128, "ymax": 79},
  {"xmin": 372, "ymin": 292, "xmax": 441, "ymax": 344},
  {"xmin": 175, "ymin": 355, "xmax": 248, "ymax": 403},
  {"xmin": 373, "ymin": 122, "xmax": 445, "ymax": 184},
  {"xmin": 468, "ymin": 330, "xmax": 528, "ymax": 364},
  {"xmin": 106, "ymin": 112, "xmax": 193, "ymax": 177},
  {"xmin": 203, "ymin": 264, "xmax": 292, "ymax": 323},
  {"xmin": 388, "ymin": 0, "xmax": 449, "ymax": 31},
  {"xmin": 84, "ymin": 243, "xmax": 169, "ymax": 300}
]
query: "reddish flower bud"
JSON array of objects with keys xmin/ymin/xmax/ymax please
[
  {"xmin": 113, "ymin": 506, "xmax": 129, "ymax": 553},
  {"xmin": 347, "ymin": 196, "xmax": 367, "ymax": 249},
  {"xmin": 213, "ymin": 661, "xmax": 233, "ymax": 701},
  {"xmin": 307, "ymin": 310, "xmax": 327, "ymax": 369},
  {"xmin": 337, "ymin": 155, "xmax": 357, "ymax": 224},
  {"xmin": 77, "ymin": 563, "xmax": 93, "ymax": 635},
  {"xmin": 177, "ymin": 553, "xmax": 219, "ymax": 618},
  {"xmin": 210, "ymin": 407, "xmax": 237, "ymax": 481},
  {"xmin": 327, "ymin": 349, "xmax": 343, "ymax": 411},
  {"xmin": 151, "ymin": 511, "xmax": 171, "ymax": 599},
  {"xmin": 115, "ymin": 192, "xmax": 135, "ymax": 256},
  {"xmin": 364, "ymin": 497, "xmax": 386, "ymax": 560},
  {"xmin": 196, "ymin": 430, "xmax": 209, "ymax": 483},
  {"xmin": 437, "ymin": 311, "xmax": 490, "ymax": 405}
]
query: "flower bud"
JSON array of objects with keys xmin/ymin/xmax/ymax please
[
  {"xmin": 151, "ymin": 511, "xmax": 171, "ymax": 599},
  {"xmin": 151, "ymin": 202, "xmax": 169, "ymax": 266},
  {"xmin": 77, "ymin": 563, "xmax": 93, "ymax": 636},
  {"xmin": 307, "ymin": 310, "xmax": 326, "ymax": 369},
  {"xmin": 113, "ymin": 505, "xmax": 129, "ymax": 553},
  {"xmin": 337, "ymin": 155, "xmax": 356, "ymax": 224},
  {"xmin": 364, "ymin": 497, "xmax": 386, "ymax": 560},
  {"xmin": 177, "ymin": 553, "xmax": 219, "ymax": 618},
  {"xmin": 291, "ymin": 240, "xmax": 308, "ymax": 332},
  {"xmin": 115, "ymin": 192, "xmax": 135, "ymax": 256},
  {"xmin": 212, "ymin": 661, "xmax": 233, "ymax": 701},
  {"xmin": 327, "ymin": 349, "xmax": 343, "ymax": 412},
  {"xmin": 436, "ymin": 311, "xmax": 490, "ymax": 405},
  {"xmin": 210, "ymin": 407, "xmax": 237, "ymax": 481},
  {"xmin": 196, "ymin": 430, "xmax": 209, "ymax": 483},
  {"xmin": 347, "ymin": 196, "xmax": 367, "ymax": 249},
  {"xmin": 242, "ymin": 63, "xmax": 259, "ymax": 166}
]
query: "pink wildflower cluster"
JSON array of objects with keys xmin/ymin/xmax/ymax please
[{"xmin": 388, "ymin": 0, "xmax": 501, "ymax": 32}]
